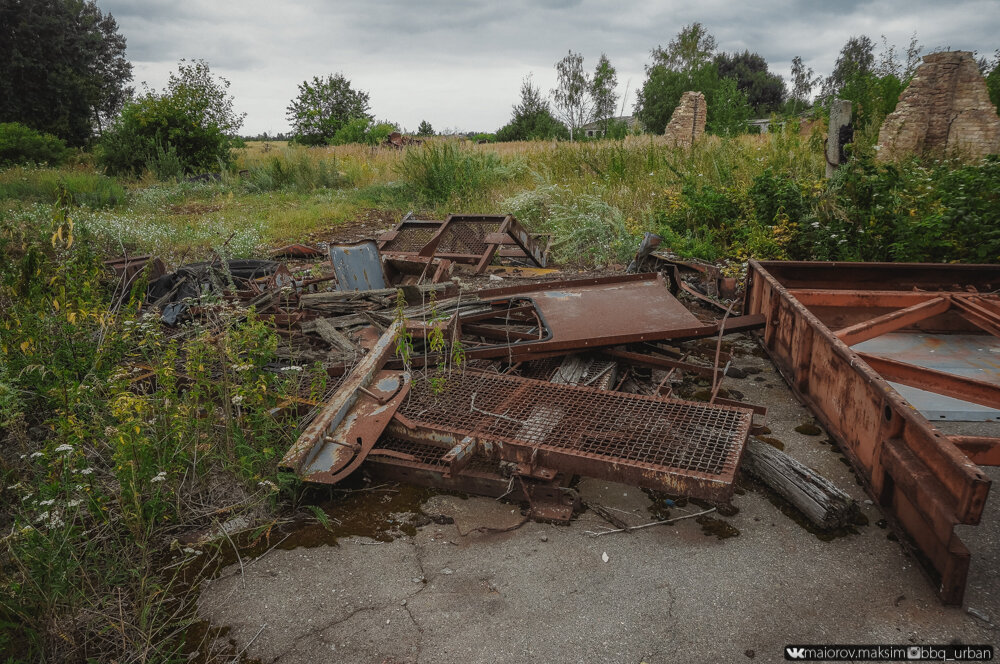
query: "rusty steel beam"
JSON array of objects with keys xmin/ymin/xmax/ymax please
[
  {"xmin": 834, "ymin": 297, "xmax": 952, "ymax": 346},
  {"xmin": 746, "ymin": 260, "xmax": 995, "ymax": 605},
  {"xmin": 602, "ymin": 348, "xmax": 719, "ymax": 380},
  {"xmin": 858, "ymin": 352, "xmax": 1000, "ymax": 411},
  {"xmin": 950, "ymin": 436, "xmax": 1000, "ymax": 466},
  {"xmin": 952, "ymin": 296, "xmax": 1000, "ymax": 338}
]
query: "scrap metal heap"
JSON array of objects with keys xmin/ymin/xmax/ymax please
[{"xmin": 122, "ymin": 217, "xmax": 999, "ymax": 607}]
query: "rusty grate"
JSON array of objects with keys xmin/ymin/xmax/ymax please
[
  {"xmin": 399, "ymin": 371, "xmax": 749, "ymax": 479},
  {"xmin": 518, "ymin": 357, "xmax": 563, "ymax": 381},
  {"xmin": 375, "ymin": 436, "xmax": 500, "ymax": 473},
  {"xmin": 382, "ymin": 224, "xmax": 439, "ymax": 253},
  {"xmin": 436, "ymin": 219, "xmax": 503, "ymax": 255}
]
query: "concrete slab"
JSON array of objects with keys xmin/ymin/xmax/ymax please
[{"xmin": 197, "ymin": 344, "xmax": 999, "ymax": 664}]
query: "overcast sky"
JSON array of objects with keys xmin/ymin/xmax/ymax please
[{"xmin": 99, "ymin": 0, "xmax": 998, "ymax": 136}]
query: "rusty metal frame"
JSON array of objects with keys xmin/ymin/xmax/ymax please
[
  {"xmin": 745, "ymin": 260, "xmax": 997, "ymax": 604},
  {"xmin": 378, "ymin": 214, "xmax": 547, "ymax": 272},
  {"xmin": 436, "ymin": 274, "xmax": 763, "ymax": 364},
  {"xmin": 382, "ymin": 370, "xmax": 753, "ymax": 503}
]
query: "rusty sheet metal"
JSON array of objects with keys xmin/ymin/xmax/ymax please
[
  {"xmin": 853, "ymin": 333, "xmax": 1000, "ymax": 421},
  {"xmin": 745, "ymin": 260, "xmax": 995, "ymax": 605},
  {"xmin": 280, "ymin": 321, "xmax": 401, "ymax": 478},
  {"xmin": 385, "ymin": 370, "xmax": 752, "ymax": 502},
  {"xmin": 330, "ymin": 240, "xmax": 388, "ymax": 291},
  {"xmin": 378, "ymin": 214, "xmax": 547, "ymax": 271},
  {"xmin": 450, "ymin": 274, "xmax": 763, "ymax": 363}
]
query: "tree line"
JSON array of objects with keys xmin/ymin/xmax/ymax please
[{"xmin": 2, "ymin": 2, "xmax": 999, "ymax": 177}]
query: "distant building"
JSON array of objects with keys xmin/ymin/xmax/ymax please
[{"xmin": 580, "ymin": 116, "xmax": 640, "ymax": 137}]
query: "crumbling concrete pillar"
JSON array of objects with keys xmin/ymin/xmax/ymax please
[{"xmin": 826, "ymin": 99, "xmax": 852, "ymax": 178}]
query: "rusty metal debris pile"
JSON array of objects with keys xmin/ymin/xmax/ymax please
[{"xmin": 118, "ymin": 217, "xmax": 999, "ymax": 607}]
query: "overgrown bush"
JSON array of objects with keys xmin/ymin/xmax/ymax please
[
  {"xmin": 243, "ymin": 150, "xmax": 344, "ymax": 193},
  {"xmin": 503, "ymin": 183, "xmax": 635, "ymax": 265},
  {"xmin": 0, "ymin": 123, "xmax": 68, "ymax": 167},
  {"xmin": 0, "ymin": 167, "xmax": 125, "ymax": 208},
  {"xmin": 98, "ymin": 60, "xmax": 244, "ymax": 178},
  {"xmin": 0, "ymin": 201, "xmax": 315, "ymax": 661},
  {"xmin": 397, "ymin": 142, "xmax": 522, "ymax": 205}
]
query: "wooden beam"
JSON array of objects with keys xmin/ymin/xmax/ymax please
[
  {"xmin": 950, "ymin": 436, "xmax": 1000, "ymax": 466},
  {"xmin": 834, "ymin": 297, "xmax": 951, "ymax": 346},
  {"xmin": 858, "ymin": 352, "xmax": 1000, "ymax": 411}
]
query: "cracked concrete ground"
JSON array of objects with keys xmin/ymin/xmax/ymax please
[{"xmin": 197, "ymin": 350, "xmax": 999, "ymax": 664}]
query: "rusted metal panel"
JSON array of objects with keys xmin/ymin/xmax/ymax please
[
  {"xmin": 441, "ymin": 274, "xmax": 761, "ymax": 363},
  {"xmin": 329, "ymin": 240, "xmax": 388, "ymax": 291},
  {"xmin": 385, "ymin": 370, "xmax": 752, "ymax": 502},
  {"xmin": 745, "ymin": 260, "xmax": 996, "ymax": 605},
  {"xmin": 280, "ymin": 321, "xmax": 402, "ymax": 477}
]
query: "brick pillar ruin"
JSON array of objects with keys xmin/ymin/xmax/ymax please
[
  {"xmin": 877, "ymin": 51, "xmax": 1000, "ymax": 161},
  {"xmin": 664, "ymin": 91, "xmax": 706, "ymax": 148}
]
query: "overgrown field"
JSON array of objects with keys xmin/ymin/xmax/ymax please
[{"xmin": 2, "ymin": 130, "xmax": 999, "ymax": 662}]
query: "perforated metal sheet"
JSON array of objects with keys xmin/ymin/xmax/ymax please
[
  {"xmin": 435, "ymin": 218, "xmax": 503, "ymax": 255},
  {"xmin": 381, "ymin": 223, "xmax": 439, "ymax": 253},
  {"xmin": 396, "ymin": 371, "xmax": 751, "ymax": 498}
]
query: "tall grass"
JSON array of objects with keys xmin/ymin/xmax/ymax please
[
  {"xmin": 0, "ymin": 166, "xmax": 126, "ymax": 208},
  {"xmin": 396, "ymin": 141, "xmax": 526, "ymax": 207}
]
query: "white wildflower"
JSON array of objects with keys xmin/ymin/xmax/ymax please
[
  {"xmin": 54, "ymin": 444, "xmax": 73, "ymax": 454},
  {"xmin": 810, "ymin": 222, "xmax": 820, "ymax": 228},
  {"xmin": 6, "ymin": 483, "xmax": 22, "ymax": 491},
  {"xmin": 280, "ymin": 365, "xmax": 303, "ymax": 372},
  {"xmin": 79, "ymin": 468, "xmax": 94, "ymax": 475},
  {"xmin": 29, "ymin": 452, "xmax": 44, "ymax": 459},
  {"xmin": 67, "ymin": 499, "xmax": 82, "ymax": 508},
  {"xmin": 231, "ymin": 395, "xmax": 244, "ymax": 405},
  {"xmin": 258, "ymin": 479, "xmax": 278, "ymax": 491},
  {"xmin": 151, "ymin": 471, "xmax": 167, "ymax": 483},
  {"xmin": 39, "ymin": 499, "xmax": 55, "ymax": 506}
]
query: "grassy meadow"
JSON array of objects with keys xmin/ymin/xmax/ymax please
[{"xmin": 2, "ymin": 127, "xmax": 999, "ymax": 662}]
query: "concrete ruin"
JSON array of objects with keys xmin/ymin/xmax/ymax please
[
  {"xmin": 664, "ymin": 91, "xmax": 706, "ymax": 148},
  {"xmin": 877, "ymin": 51, "xmax": 1000, "ymax": 161}
]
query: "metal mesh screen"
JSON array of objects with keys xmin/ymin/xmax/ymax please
[
  {"xmin": 382, "ymin": 224, "xmax": 440, "ymax": 252},
  {"xmin": 398, "ymin": 371, "xmax": 749, "ymax": 478}
]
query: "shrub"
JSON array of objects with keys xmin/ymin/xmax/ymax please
[
  {"xmin": 98, "ymin": 60, "xmax": 244, "ymax": 178},
  {"xmin": 396, "ymin": 142, "xmax": 520, "ymax": 205},
  {"xmin": 0, "ymin": 123, "xmax": 68, "ymax": 167}
]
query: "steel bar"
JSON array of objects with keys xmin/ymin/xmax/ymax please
[
  {"xmin": 950, "ymin": 436, "xmax": 1000, "ymax": 466},
  {"xmin": 834, "ymin": 297, "xmax": 952, "ymax": 346},
  {"xmin": 858, "ymin": 352, "xmax": 1000, "ymax": 411},
  {"xmin": 952, "ymin": 296, "xmax": 1000, "ymax": 338}
]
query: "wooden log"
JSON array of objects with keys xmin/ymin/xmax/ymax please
[
  {"xmin": 302, "ymin": 318, "xmax": 361, "ymax": 354},
  {"xmin": 742, "ymin": 437, "xmax": 857, "ymax": 529}
]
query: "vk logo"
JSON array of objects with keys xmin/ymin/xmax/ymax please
[{"xmin": 786, "ymin": 647, "xmax": 807, "ymax": 659}]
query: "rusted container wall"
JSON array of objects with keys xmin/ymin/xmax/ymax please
[{"xmin": 746, "ymin": 260, "xmax": 993, "ymax": 604}]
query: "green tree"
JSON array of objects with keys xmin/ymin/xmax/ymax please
[
  {"xmin": 286, "ymin": 73, "xmax": 372, "ymax": 146},
  {"xmin": 98, "ymin": 60, "xmax": 245, "ymax": 177},
  {"xmin": 591, "ymin": 53, "xmax": 619, "ymax": 134},
  {"xmin": 706, "ymin": 77, "xmax": 751, "ymax": 135},
  {"xmin": 788, "ymin": 56, "xmax": 819, "ymax": 114},
  {"xmin": 496, "ymin": 75, "xmax": 569, "ymax": 141},
  {"xmin": 651, "ymin": 22, "xmax": 717, "ymax": 73},
  {"xmin": 714, "ymin": 50, "xmax": 785, "ymax": 114},
  {"xmin": 0, "ymin": 0, "xmax": 133, "ymax": 145},
  {"xmin": 984, "ymin": 50, "xmax": 1000, "ymax": 115},
  {"xmin": 634, "ymin": 63, "xmax": 718, "ymax": 134},
  {"xmin": 417, "ymin": 120, "xmax": 434, "ymax": 136},
  {"xmin": 551, "ymin": 51, "xmax": 592, "ymax": 140}
]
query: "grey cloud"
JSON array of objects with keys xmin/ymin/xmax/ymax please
[{"xmin": 96, "ymin": 0, "xmax": 998, "ymax": 134}]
